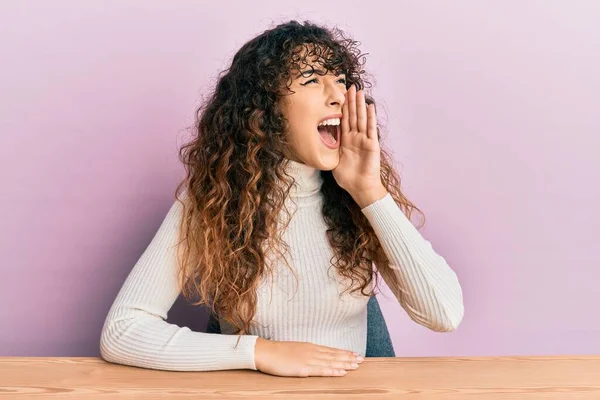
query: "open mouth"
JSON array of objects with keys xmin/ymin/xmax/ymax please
[{"xmin": 317, "ymin": 123, "xmax": 340, "ymax": 147}]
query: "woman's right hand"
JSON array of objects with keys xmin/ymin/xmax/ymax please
[{"xmin": 254, "ymin": 337, "xmax": 364, "ymax": 377}]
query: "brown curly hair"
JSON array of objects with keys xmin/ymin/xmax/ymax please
[{"xmin": 173, "ymin": 20, "xmax": 425, "ymax": 345}]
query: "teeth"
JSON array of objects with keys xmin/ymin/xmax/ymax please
[{"xmin": 318, "ymin": 118, "xmax": 341, "ymax": 127}]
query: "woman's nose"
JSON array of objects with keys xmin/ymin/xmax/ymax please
[{"xmin": 328, "ymin": 87, "xmax": 346, "ymax": 106}]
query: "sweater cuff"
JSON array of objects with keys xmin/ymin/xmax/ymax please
[{"xmin": 231, "ymin": 334, "xmax": 260, "ymax": 370}]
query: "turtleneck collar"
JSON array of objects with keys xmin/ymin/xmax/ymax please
[{"xmin": 284, "ymin": 158, "xmax": 324, "ymax": 198}]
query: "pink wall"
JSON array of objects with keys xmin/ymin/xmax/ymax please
[{"xmin": 1, "ymin": 1, "xmax": 599, "ymax": 356}]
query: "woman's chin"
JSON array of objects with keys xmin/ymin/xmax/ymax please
[{"xmin": 317, "ymin": 152, "xmax": 340, "ymax": 171}]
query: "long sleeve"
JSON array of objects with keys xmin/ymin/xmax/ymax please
[
  {"xmin": 361, "ymin": 193, "xmax": 464, "ymax": 332},
  {"xmin": 99, "ymin": 199, "xmax": 259, "ymax": 371}
]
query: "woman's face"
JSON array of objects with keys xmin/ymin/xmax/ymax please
[{"xmin": 278, "ymin": 59, "xmax": 348, "ymax": 171}]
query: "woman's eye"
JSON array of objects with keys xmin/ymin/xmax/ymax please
[{"xmin": 302, "ymin": 78, "xmax": 347, "ymax": 85}]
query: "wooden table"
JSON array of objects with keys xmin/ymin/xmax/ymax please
[{"xmin": 1, "ymin": 356, "xmax": 599, "ymax": 399}]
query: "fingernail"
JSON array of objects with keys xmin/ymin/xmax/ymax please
[{"xmin": 357, "ymin": 356, "xmax": 364, "ymax": 362}]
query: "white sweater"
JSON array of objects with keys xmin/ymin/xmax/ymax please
[{"xmin": 99, "ymin": 160, "xmax": 464, "ymax": 371}]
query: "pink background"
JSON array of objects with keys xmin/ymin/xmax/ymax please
[{"xmin": 1, "ymin": 1, "xmax": 599, "ymax": 357}]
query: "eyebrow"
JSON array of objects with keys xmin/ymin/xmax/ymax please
[{"xmin": 295, "ymin": 69, "xmax": 346, "ymax": 79}]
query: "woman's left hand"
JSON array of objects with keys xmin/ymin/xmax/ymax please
[{"xmin": 332, "ymin": 84, "xmax": 387, "ymax": 207}]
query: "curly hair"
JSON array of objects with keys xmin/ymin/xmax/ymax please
[{"xmin": 174, "ymin": 20, "xmax": 425, "ymax": 345}]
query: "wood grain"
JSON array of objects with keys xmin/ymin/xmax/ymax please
[{"xmin": 1, "ymin": 356, "xmax": 599, "ymax": 399}]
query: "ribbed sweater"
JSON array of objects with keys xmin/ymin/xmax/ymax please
[{"xmin": 99, "ymin": 159, "xmax": 464, "ymax": 371}]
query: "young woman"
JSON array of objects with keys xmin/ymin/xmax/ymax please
[{"xmin": 99, "ymin": 20, "xmax": 464, "ymax": 378}]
